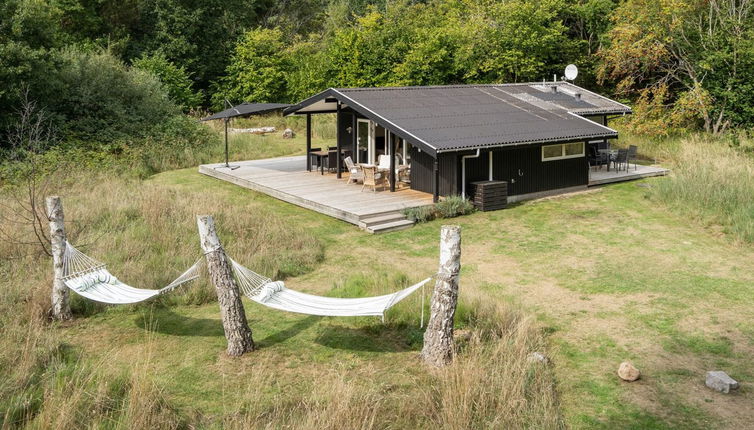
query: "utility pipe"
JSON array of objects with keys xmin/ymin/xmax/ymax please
[
  {"xmin": 461, "ymin": 148, "xmax": 481, "ymax": 199},
  {"xmin": 488, "ymin": 150, "xmax": 493, "ymax": 181}
]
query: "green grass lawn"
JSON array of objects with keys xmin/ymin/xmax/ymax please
[
  {"xmin": 3, "ymin": 133, "xmax": 753, "ymax": 428},
  {"xmin": 40, "ymin": 166, "xmax": 752, "ymax": 428}
]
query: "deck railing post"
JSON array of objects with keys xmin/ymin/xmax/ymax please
[
  {"xmin": 336, "ymin": 102, "xmax": 342, "ymax": 179},
  {"xmin": 306, "ymin": 113, "xmax": 311, "ymax": 171}
]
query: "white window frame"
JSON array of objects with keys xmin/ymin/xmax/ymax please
[{"xmin": 541, "ymin": 142, "xmax": 585, "ymax": 161}]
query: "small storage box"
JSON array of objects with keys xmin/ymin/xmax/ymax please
[{"xmin": 469, "ymin": 181, "xmax": 507, "ymax": 211}]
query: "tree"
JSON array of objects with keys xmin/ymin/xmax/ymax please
[
  {"xmin": 598, "ymin": 0, "xmax": 754, "ymax": 133},
  {"xmin": 212, "ymin": 28, "xmax": 289, "ymax": 108},
  {"xmin": 133, "ymin": 53, "xmax": 202, "ymax": 111}
]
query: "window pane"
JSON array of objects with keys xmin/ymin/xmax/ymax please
[
  {"xmin": 565, "ymin": 142, "xmax": 584, "ymax": 156},
  {"xmin": 542, "ymin": 145, "xmax": 562, "ymax": 159}
]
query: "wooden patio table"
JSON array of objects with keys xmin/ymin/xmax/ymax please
[{"xmin": 309, "ymin": 149, "xmax": 349, "ymax": 175}]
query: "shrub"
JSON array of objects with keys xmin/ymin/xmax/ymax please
[
  {"xmin": 403, "ymin": 205, "xmax": 436, "ymax": 223},
  {"xmin": 54, "ymin": 48, "xmax": 179, "ymax": 143},
  {"xmin": 435, "ymin": 195, "xmax": 476, "ymax": 218},
  {"xmin": 132, "ymin": 53, "xmax": 203, "ymax": 112},
  {"xmin": 403, "ymin": 196, "xmax": 476, "ymax": 223}
]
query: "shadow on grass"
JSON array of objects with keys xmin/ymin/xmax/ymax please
[
  {"xmin": 314, "ymin": 324, "xmax": 422, "ymax": 353},
  {"xmin": 256, "ymin": 316, "xmax": 319, "ymax": 348},
  {"xmin": 135, "ymin": 309, "xmax": 224, "ymax": 337}
]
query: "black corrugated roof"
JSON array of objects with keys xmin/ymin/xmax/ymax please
[
  {"xmin": 285, "ymin": 83, "xmax": 629, "ymax": 157},
  {"xmin": 201, "ymin": 103, "xmax": 291, "ymax": 121}
]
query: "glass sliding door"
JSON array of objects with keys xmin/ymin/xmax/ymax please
[{"xmin": 357, "ymin": 119, "xmax": 375, "ymax": 164}]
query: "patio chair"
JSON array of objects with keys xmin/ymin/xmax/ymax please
[
  {"xmin": 308, "ymin": 147, "xmax": 322, "ymax": 170},
  {"xmin": 377, "ymin": 154, "xmax": 391, "ymax": 171},
  {"xmin": 627, "ymin": 145, "xmax": 638, "ymax": 170},
  {"xmin": 344, "ymin": 156, "xmax": 363, "ymax": 184},
  {"xmin": 324, "ymin": 149, "xmax": 339, "ymax": 173},
  {"xmin": 588, "ymin": 145, "xmax": 608, "ymax": 169},
  {"xmin": 612, "ymin": 149, "xmax": 628, "ymax": 172},
  {"xmin": 361, "ymin": 165, "xmax": 386, "ymax": 192}
]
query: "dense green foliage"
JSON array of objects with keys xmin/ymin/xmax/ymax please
[
  {"xmin": 132, "ymin": 54, "xmax": 202, "ymax": 111},
  {"xmin": 2, "ymin": 0, "xmax": 754, "ymax": 156}
]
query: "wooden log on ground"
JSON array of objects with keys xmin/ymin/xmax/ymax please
[
  {"xmin": 196, "ymin": 215, "xmax": 255, "ymax": 356},
  {"xmin": 421, "ymin": 225, "xmax": 461, "ymax": 367},
  {"xmin": 46, "ymin": 196, "xmax": 71, "ymax": 321},
  {"xmin": 229, "ymin": 126, "xmax": 276, "ymax": 135}
]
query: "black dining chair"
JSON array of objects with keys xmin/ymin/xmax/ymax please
[
  {"xmin": 627, "ymin": 145, "xmax": 638, "ymax": 170},
  {"xmin": 308, "ymin": 147, "xmax": 322, "ymax": 170},
  {"xmin": 612, "ymin": 149, "xmax": 628, "ymax": 172},
  {"xmin": 324, "ymin": 149, "xmax": 339, "ymax": 173},
  {"xmin": 588, "ymin": 145, "xmax": 608, "ymax": 169}
]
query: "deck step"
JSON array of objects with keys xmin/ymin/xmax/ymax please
[
  {"xmin": 366, "ymin": 219, "xmax": 415, "ymax": 234},
  {"xmin": 358, "ymin": 212, "xmax": 408, "ymax": 229}
]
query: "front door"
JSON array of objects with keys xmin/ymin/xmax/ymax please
[{"xmin": 357, "ymin": 119, "xmax": 375, "ymax": 164}]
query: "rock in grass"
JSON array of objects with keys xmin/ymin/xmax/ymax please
[
  {"xmin": 706, "ymin": 371, "xmax": 739, "ymax": 393},
  {"xmin": 282, "ymin": 128, "xmax": 295, "ymax": 139},
  {"xmin": 528, "ymin": 352, "xmax": 549, "ymax": 364},
  {"xmin": 618, "ymin": 362, "xmax": 640, "ymax": 382}
]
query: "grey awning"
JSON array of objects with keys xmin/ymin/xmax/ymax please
[{"xmin": 201, "ymin": 103, "xmax": 291, "ymax": 121}]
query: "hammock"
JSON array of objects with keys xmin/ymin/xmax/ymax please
[
  {"xmin": 229, "ymin": 256, "xmax": 431, "ymax": 319},
  {"xmin": 62, "ymin": 242, "xmax": 203, "ymax": 304}
]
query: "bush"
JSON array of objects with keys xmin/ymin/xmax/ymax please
[
  {"xmin": 132, "ymin": 53, "xmax": 203, "ymax": 112},
  {"xmin": 403, "ymin": 205, "xmax": 436, "ymax": 223},
  {"xmin": 435, "ymin": 195, "xmax": 476, "ymax": 218},
  {"xmin": 403, "ymin": 196, "xmax": 476, "ymax": 223},
  {"xmin": 54, "ymin": 48, "xmax": 180, "ymax": 143}
]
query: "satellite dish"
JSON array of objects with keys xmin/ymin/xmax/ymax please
[{"xmin": 565, "ymin": 64, "xmax": 578, "ymax": 81}]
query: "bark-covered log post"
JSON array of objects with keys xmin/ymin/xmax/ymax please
[
  {"xmin": 421, "ymin": 225, "xmax": 461, "ymax": 367},
  {"xmin": 197, "ymin": 215, "xmax": 255, "ymax": 356},
  {"xmin": 46, "ymin": 196, "xmax": 71, "ymax": 321}
]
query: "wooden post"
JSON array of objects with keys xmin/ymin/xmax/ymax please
[
  {"xmin": 197, "ymin": 215, "xmax": 254, "ymax": 356},
  {"xmin": 433, "ymin": 159, "xmax": 440, "ymax": 203},
  {"xmin": 306, "ymin": 113, "xmax": 312, "ymax": 171},
  {"xmin": 352, "ymin": 113, "xmax": 358, "ymax": 161},
  {"xmin": 47, "ymin": 196, "xmax": 71, "ymax": 321},
  {"xmin": 390, "ymin": 132, "xmax": 396, "ymax": 192},
  {"xmin": 421, "ymin": 225, "xmax": 461, "ymax": 367}
]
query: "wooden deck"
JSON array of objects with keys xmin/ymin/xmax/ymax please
[
  {"xmin": 199, "ymin": 156, "xmax": 434, "ymax": 227},
  {"xmin": 588, "ymin": 164, "xmax": 668, "ymax": 186}
]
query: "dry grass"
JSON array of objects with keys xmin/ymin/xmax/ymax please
[
  {"xmin": 653, "ymin": 134, "xmax": 754, "ymax": 242},
  {"xmin": 0, "ymin": 161, "xmax": 559, "ymax": 428}
]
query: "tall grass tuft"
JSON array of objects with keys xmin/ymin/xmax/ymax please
[{"xmin": 653, "ymin": 134, "xmax": 754, "ymax": 242}]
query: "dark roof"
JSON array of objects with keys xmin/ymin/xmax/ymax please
[
  {"xmin": 285, "ymin": 83, "xmax": 630, "ymax": 156},
  {"xmin": 201, "ymin": 103, "xmax": 291, "ymax": 121}
]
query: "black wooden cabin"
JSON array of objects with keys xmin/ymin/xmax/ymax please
[{"xmin": 284, "ymin": 83, "xmax": 631, "ymax": 203}]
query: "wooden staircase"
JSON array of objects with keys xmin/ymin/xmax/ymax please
[{"xmin": 358, "ymin": 211, "xmax": 415, "ymax": 234}]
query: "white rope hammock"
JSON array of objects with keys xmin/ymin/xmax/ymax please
[
  {"xmin": 228, "ymin": 256, "xmax": 431, "ymax": 320},
  {"xmin": 62, "ymin": 242, "xmax": 203, "ymax": 304}
]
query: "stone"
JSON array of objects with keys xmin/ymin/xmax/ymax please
[
  {"xmin": 706, "ymin": 371, "xmax": 739, "ymax": 393},
  {"xmin": 618, "ymin": 362, "xmax": 640, "ymax": 382},
  {"xmin": 528, "ymin": 352, "xmax": 549, "ymax": 364},
  {"xmin": 282, "ymin": 128, "xmax": 295, "ymax": 139}
]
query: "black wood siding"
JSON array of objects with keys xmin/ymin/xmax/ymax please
[
  {"xmin": 410, "ymin": 148, "xmax": 434, "ymax": 194},
  {"xmin": 409, "ymin": 149, "xmax": 459, "ymax": 195},
  {"xmin": 458, "ymin": 145, "xmax": 588, "ymax": 197},
  {"xmin": 493, "ymin": 145, "xmax": 587, "ymax": 195}
]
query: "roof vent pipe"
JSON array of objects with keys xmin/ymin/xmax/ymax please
[
  {"xmin": 551, "ymin": 85, "xmax": 558, "ymax": 94},
  {"xmin": 574, "ymin": 92, "xmax": 582, "ymax": 100},
  {"xmin": 461, "ymin": 148, "xmax": 481, "ymax": 199}
]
